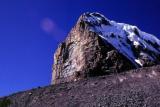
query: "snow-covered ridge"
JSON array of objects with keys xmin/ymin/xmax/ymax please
[{"xmin": 82, "ymin": 12, "xmax": 160, "ymax": 67}]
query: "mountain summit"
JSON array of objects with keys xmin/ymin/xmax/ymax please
[{"xmin": 52, "ymin": 12, "xmax": 160, "ymax": 84}]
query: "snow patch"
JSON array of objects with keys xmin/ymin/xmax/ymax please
[
  {"xmin": 135, "ymin": 59, "xmax": 143, "ymax": 66},
  {"xmin": 83, "ymin": 12, "xmax": 160, "ymax": 67}
]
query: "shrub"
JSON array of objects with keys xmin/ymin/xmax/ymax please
[{"xmin": 0, "ymin": 98, "xmax": 11, "ymax": 107}]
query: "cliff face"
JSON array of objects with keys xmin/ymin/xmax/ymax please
[
  {"xmin": 52, "ymin": 14, "xmax": 135, "ymax": 84},
  {"xmin": 52, "ymin": 12, "xmax": 160, "ymax": 84},
  {"xmin": 1, "ymin": 65, "xmax": 160, "ymax": 107}
]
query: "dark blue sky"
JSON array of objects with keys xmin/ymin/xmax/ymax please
[{"xmin": 0, "ymin": 0, "xmax": 160, "ymax": 97}]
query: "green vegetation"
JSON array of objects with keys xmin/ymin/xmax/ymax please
[{"xmin": 0, "ymin": 98, "xmax": 11, "ymax": 107}]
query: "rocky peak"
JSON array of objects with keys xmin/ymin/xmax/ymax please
[
  {"xmin": 82, "ymin": 12, "xmax": 111, "ymax": 26},
  {"xmin": 51, "ymin": 12, "xmax": 160, "ymax": 84}
]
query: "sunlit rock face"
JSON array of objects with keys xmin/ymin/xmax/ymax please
[{"xmin": 51, "ymin": 12, "xmax": 160, "ymax": 84}]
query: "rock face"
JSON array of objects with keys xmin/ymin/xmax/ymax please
[{"xmin": 52, "ymin": 12, "xmax": 160, "ymax": 84}]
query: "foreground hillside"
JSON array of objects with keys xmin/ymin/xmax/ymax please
[{"xmin": 1, "ymin": 65, "xmax": 160, "ymax": 107}]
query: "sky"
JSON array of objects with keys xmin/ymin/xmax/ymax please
[{"xmin": 0, "ymin": 0, "xmax": 160, "ymax": 97}]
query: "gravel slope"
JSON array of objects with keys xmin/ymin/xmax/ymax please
[{"xmin": 1, "ymin": 65, "xmax": 160, "ymax": 107}]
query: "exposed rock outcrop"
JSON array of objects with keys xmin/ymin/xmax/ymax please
[
  {"xmin": 52, "ymin": 14, "xmax": 133, "ymax": 84},
  {"xmin": 52, "ymin": 12, "xmax": 160, "ymax": 84}
]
